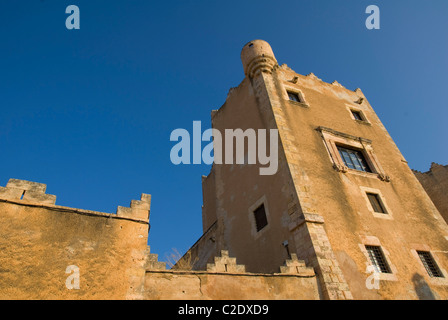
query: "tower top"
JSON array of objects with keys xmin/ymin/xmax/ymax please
[{"xmin": 241, "ymin": 40, "xmax": 278, "ymax": 78}]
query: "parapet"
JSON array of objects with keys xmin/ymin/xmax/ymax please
[
  {"xmin": 117, "ymin": 193, "xmax": 151, "ymax": 222},
  {"xmin": 413, "ymin": 162, "xmax": 447, "ymax": 175},
  {"xmin": 0, "ymin": 179, "xmax": 56, "ymax": 205},
  {"xmin": 279, "ymin": 254, "xmax": 315, "ymax": 276},
  {"xmin": 0, "ymin": 178, "xmax": 151, "ymax": 224},
  {"xmin": 143, "ymin": 250, "xmax": 319, "ymax": 300},
  {"xmin": 145, "ymin": 248, "xmax": 167, "ymax": 271},
  {"xmin": 206, "ymin": 250, "xmax": 246, "ymax": 273}
]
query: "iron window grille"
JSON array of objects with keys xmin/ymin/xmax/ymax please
[
  {"xmin": 417, "ymin": 251, "xmax": 444, "ymax": 278},
  {"xmin": 366, "ymin": 245, "xmax": 391, "ymax": 274}
]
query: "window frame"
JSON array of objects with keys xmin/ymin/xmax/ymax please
[
  {"xmin": 282, "ymin": 84, "xmax": 309, "ymax": 108},
  {"xmin": 359, "ymin": 236, "xmax": 398, "ymax": 282},
  {"xmin": 417, "ymin": 251, "xmax": 444, "ymax": 278},
  {"xmin": 410, "ymin": 245, "xmax": 448, "ymax": 284},
  {"xmin": 287, "ymin": 91, "xmax": 302, "ymax": 103},
  {"xmin": 318, "ymin": 126, "xmax": 390, "ymax": 182},
  {"xmin": 346, "ymin": 105, "xmax": 371, "ymax": 125},
  {"xmin": 248, "ymin": 195, "xmax": 271, "ymax": 239},
  {"xmin": 365, "ymin": 245, "xmax": 392, "ymax": 274},
  {"xmin": 253, "ymin": 203, "xmax": 268, "ymax": 232},
  {"xmin": 351, "ymin": 110, "xmax": 364, "ymax": 121},
  {"xmin": 366, "ymin": 193, "xmax": 386, "ymax": 214},
  {"xmin": 359, "ymin": 186, "xmax": 393, "ymax": 219},
  {"xmin": 337, "ymin": 145, "xmax": 373, "ymax": 173}
]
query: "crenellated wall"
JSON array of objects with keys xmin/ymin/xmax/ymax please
[
  {"xmin": 414, "ymin": 163, "xmax": 448, "ymax": 224},
  {"xmin": 0, "ymin": 179, "xmax": 151, "ymax": 300},
  {"xmin": 0, "ymin": 179, "xmax": 319, "ymax": 300},
  {"xmin": 0, "ymin": 179, "xmax": 56, "ymax": 205},
  {"xmin": 144, "ymin": 251, "xmax": 319, "ymax": 300}
]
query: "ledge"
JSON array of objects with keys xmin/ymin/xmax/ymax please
[
  {"xmin": 316, "ymin": 126, "xmax": 372, "ymax": 144},
  {"xmin": 145, "ymin": 269, "xmax": 316, "ymax": 279},
  {"xmin": 286, "ymin": 99, "xmax": 310, "ymax": 108},
  {"xmin": 0, "ymin": 197, "xmax": 150, "ymax": 225}
]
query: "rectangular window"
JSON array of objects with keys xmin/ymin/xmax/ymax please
[
  {"xmin": 287, "ymin": 91, "xmax": 301, "ymax": 103},
  {"xmin": 254, "ymin": 204, "xmax": 268, "ymax": 232},
  {"xmin": 366, "ymin": 245, "xmax": 391, "ymax": 273},
  {"xmin": 351, "ymin": 110, "xmax": 364, "ymax": 121},
  {"xmin": 417, "ymin": 251, "xmax": 444, "ymax": 278},
  {"xmin": 337, "ymin": 146, "xmax": 372, "ymax": 173},
  {"xmin": 367, "ymin": 193, "xmax": 386, "ymax": 214}
]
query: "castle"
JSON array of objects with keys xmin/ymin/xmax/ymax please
[{"xmin": 0, "ymin": 40, "xmax": 447, "ymax": 300}]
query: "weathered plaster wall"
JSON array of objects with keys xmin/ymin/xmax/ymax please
[
  {"xmin": 198, "ymin": 76, "xmax": 300, "ymax": 275},
  {"xmin": 145, "ymin": 251, "xmax": 319, "ymax": 300},
  {"xmin": 268, "ymin": 63, "xmax": 448, "ymax": 300},
  {"xmin": 144, "ymin": 271, "xmax": 318, "ymax": 300},
  {"xmin": 0, "ymin": 179, "xmax": 319, "ymax": 301},
  {"xmin": 0, "ymin": 179, "xmax": 151, "ymax": 300}
]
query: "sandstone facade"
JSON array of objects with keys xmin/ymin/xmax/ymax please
[{"xmin": 183, "ymin": 40, "xmax": 448, "ymax": 300}]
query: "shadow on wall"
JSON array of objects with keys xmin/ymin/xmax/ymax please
[{"xmin": 412, "ymin": 273, "xmax": 437, "ymax": 300}]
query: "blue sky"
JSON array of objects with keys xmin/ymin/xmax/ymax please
[{"xmin": 0, "ymin": 1, "xmax": 447, "ymax": 262}]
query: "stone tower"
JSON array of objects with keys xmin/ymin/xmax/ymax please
[{"xmin": 185, "ymin": 40, "xmax": 448, "ymax": 300}]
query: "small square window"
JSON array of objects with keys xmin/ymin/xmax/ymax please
[
  {"xmin": 351, "ymin": 110, "xmax": 364, "ymax": 121},
  {"xmin": 417, "ymin": 251, "xmax": 444, "ymax": 278},
  {"xmin": 253, "ymin": 204, "xmax": 268, "ymax": 232},
  {"xmin": 287, "ymin": 91, "xmax": 302, "ymax": 103},
  {"xmin": 366, "ymin": 245, "xmax": 391, "ymax": 274},
  {"xmin": 367, "ymin": 193, "xmax": 387, "ymax": 214},
  {"xmin": 337, "ymin": 145, "xmax": 372, "ymax": 173}
]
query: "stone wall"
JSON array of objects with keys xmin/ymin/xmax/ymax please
[
  {"xmin": 414, "ymin": 163, "xmax": 448, "ymax": 224},
  {"xmin": 0, "ymin": 179, "xmax": 151, "ymax": 300},
  {"xmin": 144, "ymin": 251, "xmax": 319, "ymax": 300},
  {"xmin": 0, "ymin": 179, "xmax": 319, "ymax": 300}
]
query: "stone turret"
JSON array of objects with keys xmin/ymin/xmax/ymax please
[{"xmin": 241, "ymin": 40, "xmax": 278, "ymax": 78}]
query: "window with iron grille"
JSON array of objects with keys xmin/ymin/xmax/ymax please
[
  {"xmin": 366, "ymin": 245, "xmax": 391, "ymax": 273},
  {"xmin": 337, "ymin": 145, "xmax": 372, "ymax": 173},
  {"xmin": 367, "ymin": 193, "xmax": 387, "ymax": 214},
  {"xmin": 287, "ymin": 91, "xmax": 302, "ymax": 103},
  {"xmin": 417, "ymin": 251, "xmax": 444, "ymax": 278},
  {"xmin": 253, "ymin": 204, "xmax": 268, "ymax": 232}
]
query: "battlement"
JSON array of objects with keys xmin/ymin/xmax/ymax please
[
  {"xmin": 0, "ymin": 179, "xmax": 56, "ymax": 205},
  {"xmin": 279, "ymin": 64, "xmax": 365, "ymax": 96},
  {"xmin": 207, "ymin": 250, "xmax": 246, "ymax": 273},
  {"xmin": 280, "ymin": 254, "xmax": 315, "ymax": 276},
  {"xmin": 0, "ymin": 178, "xmax": 151, "ymax": 224},
  {"xmin": 117, "ymin": 193, "xmax": 151, "ymax": 222},
  {"xmin": 144, "ymin": 249, "xmax": 318, "ymax": 299},
  {"xmin": 413, "ymin": 162, "xmax": 447, "ymax": 175}
]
